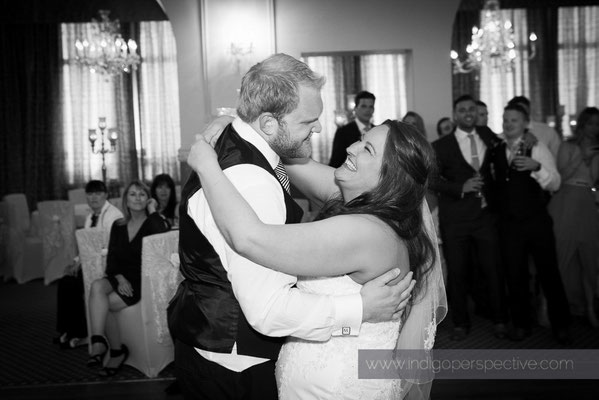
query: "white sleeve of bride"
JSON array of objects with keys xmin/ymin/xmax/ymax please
[{"xmin": 397, "ymin": 199, "xmax": 448, "ymax": 400}]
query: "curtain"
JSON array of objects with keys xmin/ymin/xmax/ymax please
[
  {"xmin": 558, "ymin": 6, "xmax": 599, "ymax": 137},
  {"xmin": 479, "ymin": 9, "xmax": 530, "ymax": 132},
  {"xmin": 304, "ymin": 53, "xmax": 409, "ymax": 163},
  {"xmin": 0, "ymin": 23, "xmax": 62, "ymax": 206},
  {"xmin": 59, "ymin": 22, "xmax": 137, "ymax": 188},
  {"xmin": 138, "ymin": 21, "xmax": 181, "ymax": 182},
  {"xmin": 305, "ymin": 56, "xmax": 340, "ymax": 163}
]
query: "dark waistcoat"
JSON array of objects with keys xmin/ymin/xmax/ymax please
[
  {"xmin": 167, "ymin": 124, "xmax": 304, "ymax": 360},
  {"xmin": 489, "ymin": 142, "xmax": 549, "ymax": 220}
]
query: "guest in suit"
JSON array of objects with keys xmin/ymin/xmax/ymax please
[
  {"xmin": 507, "ymin": 96, "xmax": 561, "ymax": 159},
  {"xmin": 431, "ymin": 94, "xmax": 507, "ymax": 341},
  {"xmin": 485, "ymin": 103, "xmax": 571, "ymax": 343},
  {"xmin": 328, "ymin": 91, "xmax": 375, "ymax": 168},
  {"xmin": 54, "ymin": 180, "xmax": 123, "ymax": 349},
  {"xmin": 87, "ymin": 180, "xmax": 170, "ymax": 377}
]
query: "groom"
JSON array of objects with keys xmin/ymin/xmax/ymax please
[{"xmin": 168, "ymin": 53, "xmax": 412, "ymax": 400}]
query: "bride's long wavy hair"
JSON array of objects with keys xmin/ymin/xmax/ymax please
[{"xmin": 317, "ymin": 120, "xmax": 437, "ymax": 316}]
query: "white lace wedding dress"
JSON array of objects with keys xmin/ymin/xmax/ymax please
[{"xmin": 275, "ymin": 275, "xmax": 404, "ymax": 400}]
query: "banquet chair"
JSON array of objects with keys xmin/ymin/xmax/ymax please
[
  {"xmin": 77, "ymin": 228, "xmax": 142, "ymax": 374},
  {"xmin": 77, "ymin": 228, "xmax": 181, "ymax": 377},
  {"xmin": 138, "ymin": 230, "xmax": 182, "ymax": 377},
  {"xmin": 2, "ymin": 193, "xmax": 44, "ymax": 283},
  {"xmin": 37, "ymin": 200, "xmax": 77, "ymax": 285}
]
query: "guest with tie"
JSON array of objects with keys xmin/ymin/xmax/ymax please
[
  {"xmin": 328, "ymin": 91, "xmax": 375, "ymax": 168},
  {"xmin": 485, "ymin": 103, "xmax": 571, "ymax": 343},
  {"xmin": 54, "ymin": 180, "xmax": 123, "ymax": 349},
  {"xmin": 431, "ymin": 94, "xmax": 507, "ymax": 341}
]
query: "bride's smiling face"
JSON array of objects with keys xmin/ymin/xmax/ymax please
[{"xmin": 334, "ymin": 125, "xmax": 388, "ymax": 201}]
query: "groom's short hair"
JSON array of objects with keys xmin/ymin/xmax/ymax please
[{"xmin": 237, "ymin": 53, "xmax": 325, "ymax": 123}]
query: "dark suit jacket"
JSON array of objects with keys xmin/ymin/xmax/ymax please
[
  {"xmin": 431, "ymin": 126, "xmax": 501, "ymax": 226},
  {"xmin": 328, "ymin": 121, "xmax": 361, "ymax": 168}
]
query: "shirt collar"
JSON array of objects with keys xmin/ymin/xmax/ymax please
[
  {"xmin": 355, "ymin": 118, "xmax": 371, "ymax": 132},
  {"xmin": 454, "ymin": 126, "xmax": 477, "ymax": 141},
  {"xmin": 232, "ymin": 117, "xmax": 279, "ymax": 170}
]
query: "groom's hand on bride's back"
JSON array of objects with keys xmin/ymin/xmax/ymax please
[{"xmin": 361, "ymin": 269, "xmax": 415, "ymax": 323}]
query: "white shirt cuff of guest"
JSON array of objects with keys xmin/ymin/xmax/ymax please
[{"xmin": 331, "ymin": 293, "xmax": 362, "ymax": 336}]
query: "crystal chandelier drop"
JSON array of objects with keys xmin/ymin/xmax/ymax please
[
  {"xmin": 450, "ymin": 0, "xmax": 537, "ymax": 74},
  {"xmin": 74, "ymin": 10, "xmax": 140, "ymax": 76}
]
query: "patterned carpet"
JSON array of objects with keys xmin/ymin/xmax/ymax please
[
  {"xmin": 0, "ymin": 279, "xmax": 175, "ymax": 388},
  {"xmin": 1, "ymin": 279, "xmax": 597, "ymax": 388}
]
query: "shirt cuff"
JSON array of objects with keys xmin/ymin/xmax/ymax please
[{"xmin": 331, "ymin": 293, "xmax": 362, "ymax": 337}]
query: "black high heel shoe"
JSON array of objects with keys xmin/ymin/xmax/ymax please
[
  {"xmin": 99, "ymin": 344, "xmax": 129, "ymax": 377},
  {"xmin": 87, "ymin": 335, "xmax": 109, "ymax": 368}
]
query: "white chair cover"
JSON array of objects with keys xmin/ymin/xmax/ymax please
[
  {"xmin": 37, "ymin": 201, "xmax": 77, "ymax": 285},
  {"xmin": 77, "ymin": 228, "xmax": 180, "ymax": 378},
  {"xmin": 2, "ymin": 194, "xmax": 44, "ymax": 283},
  {"xmin": 138, "ymin": 230, "xmax": 182, "ymax": 377}
]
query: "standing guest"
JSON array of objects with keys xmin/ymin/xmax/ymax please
[
  {"xmin": 402, "ymin": 111, "xmax": 427, "ymax": 137},
  {"xmin": 507, "ymin": 96, "xmax": 561, "ymax": 159},
  {"xmin": 87, "ymin": 181, "xmax": 170, "ymax": 376},
  {"xmin": 475, "ymin": 100, "xmax": 491, "ymax": 129},
  {"xmin": 485, "ymin": 103, "xmax": 571, "ymax": 343},
  {"xmin": 151, "ymin": 173, "xmax": 178, "ymax": 226},
  {"xmin": 431, "ymin": 94, "xmax": 507, "ymax": 341},
  {"xmin": 436, "ymin": 117, "xmax": 455, "ymax": 137},
  {"xmin": 54, "ymin": 180, "xmax": 123, "ymax": 349},
  {"xmin": 329, "ymin": 91, "xmax": 375, "ymax": 168},
  {"xmin": 548, "ymin": 107, "xmax": 599, "ymax": 327}
]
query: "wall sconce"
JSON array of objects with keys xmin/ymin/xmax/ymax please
[
  {"xmin": 88, "ymin": 117, "xmax": 118, "ymax": 182},
  {"xmin": 230, "ymin": 41, "xmax": 254, "ymax": 73}
]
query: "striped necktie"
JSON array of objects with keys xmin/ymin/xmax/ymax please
[{"xmin": 274, "ymin": 161, "xmax": 291, "ymax": 194}]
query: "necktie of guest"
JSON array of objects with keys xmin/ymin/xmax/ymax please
[
  {"xmin": 91, "ymin": 213, "xmax": 99, "ymax": 228},
  {"xmin": 467, "ymin": 133, "xmax": 486, "ymax": 208},
  {"xmin": 275, "ymin": 161, "xmax": 291, "ymax": 195}
]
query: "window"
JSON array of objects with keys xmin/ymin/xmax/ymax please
[
  {"xmin": 303, "ymin": 52, "xmax": 411, "ymax": 163},
  {"xmin": 59, "ymin": 21, "xmax": 181, "ymax": 186}
]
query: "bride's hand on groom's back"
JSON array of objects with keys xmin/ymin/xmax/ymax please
[{"xmin": 360, "ymin": 269, "xmax": 415, "ymax": 323}]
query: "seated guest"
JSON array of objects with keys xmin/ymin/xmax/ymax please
[
  {"xmin": 87, "ymin": 180, "xmax": 170, "ymax": 376},
  {"xmin": 55, "ymin": 180, "xmax": 123, "ymax": 349},
  {"xmin": 484, "ymin": 103, "xmax": 571, "ymax": 343},
  {"xmin": 151, "ymin": 173, "xmax": 178, "ymax": 226},
  {"xmin": 402, "ymin": 111, "xmax": 426, "ymax": 137}
]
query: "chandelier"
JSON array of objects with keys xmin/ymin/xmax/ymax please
[
  {"xmin": 74, "ymin": 10, "xmax": 140, "ymax": 76},
  {"xmin": 450, "ymin": 0, "xmax": 537, "ymax": 74}
]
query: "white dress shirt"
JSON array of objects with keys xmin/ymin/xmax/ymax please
[
  {"xmin": 355, "ymin": 118, "xmax": 372, "ymax": 139},
  {"xmin": 505, "ymin": 136, "xmax": 561, "ymax": 192},
  {"xmin": 84, "ymin": 201, "xmax": 123, "ymax": 231},
  {"xmin": 454, "ymin": 127, "xmax": 487, "ymax": 169},
  {"xmin": 530, "ymin": 121, "xmax": 561, "ymax": 160},
  {"xmin": 188, "ymin": 117, "xmax": 362, "ymax": 372}
]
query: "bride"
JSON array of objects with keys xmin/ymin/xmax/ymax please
[{"xmin": 189, "ymin": 119, "xmax": 447, "ymax": 399}]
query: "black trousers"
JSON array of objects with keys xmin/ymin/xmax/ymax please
[
  {"xmin": 174, "ymin": 339, "xmax": 278, "ymax": 400},
  {"xmin": 499, "ymin": 213, "xmax": 571, "ymax": 331},
  {"xmin": 442, "ymin": 211, "xmax": 507, "ymax": 327},
  {"xmin": 56, "ymin": 271, "xmax": 87, "ymax": 338}
]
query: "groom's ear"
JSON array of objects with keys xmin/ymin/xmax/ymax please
[{"xmin": 258, "ymin": 113, "xmax": 278, "ymax": 137}]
